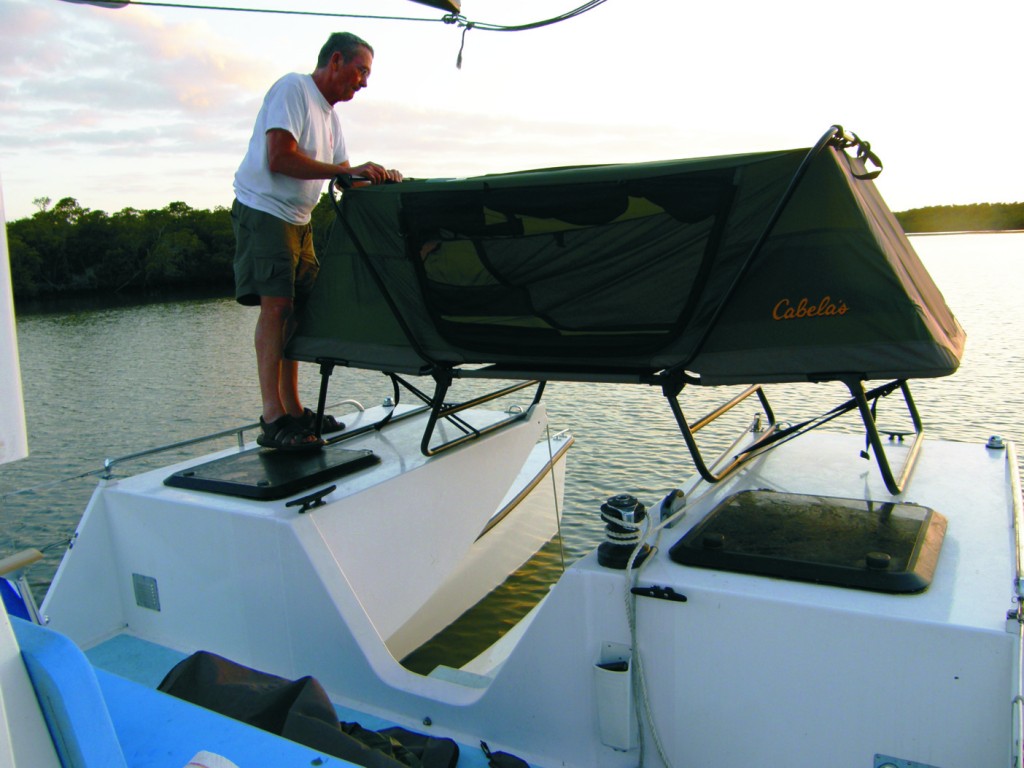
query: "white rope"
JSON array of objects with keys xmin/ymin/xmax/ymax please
[
  {"xmin": 601, "ymin": 510, "xmax": 643, "ymax": 545},
  {"xmin": 622, "ymin": 483, "xmax": 717, "ymax": 767}
]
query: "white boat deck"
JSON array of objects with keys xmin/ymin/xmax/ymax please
[
  {"xmin": 24, "ymin": 418, "xmax": 1022, "ymax": 768},
  {"xmin": 120, "ymin": 402, "xmax": 511, "ymax": 510},
  {"xmin": 651, "ymin": 430, "xmax": 1017, "ymax": 633},
  {"xmin": 559, "ymin": 429, "xmax": 1020, "ymax": 768}
]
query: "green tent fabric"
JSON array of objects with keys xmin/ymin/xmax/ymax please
[{"xmin": 287, "ymin": 130, "xmax": 964, "ymax": 385}]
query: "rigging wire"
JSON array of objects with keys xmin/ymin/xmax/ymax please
[
  {"xmin": 70, "ymin": 0, "xmax": 614, "ymax": 66},
  {"xmin": 66, "ymin": 0, "xmax": 442, "ymax": 23},
  {"xmin": 68, "ymin": 0, "xmax": 612, "ymax": 33},
  {"xmin": 460, "ymin": 0, "xmax": 610, "ymax": 32}
]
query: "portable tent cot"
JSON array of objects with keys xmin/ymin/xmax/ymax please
[{"xmin": 286, "ymin": 127, "xmax": 966, "ymax": 493}]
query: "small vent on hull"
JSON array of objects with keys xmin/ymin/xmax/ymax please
[
  {"xmin": 875, "ymin": 756, "xmax": 940, "ymax": 768},
  {"xmin": 132, "ymin": 573, "xmax": 161, "ymax": 612}
]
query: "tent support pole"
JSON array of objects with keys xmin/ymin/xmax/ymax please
[
  {"xmin": 663, "ymin": 380, "xmax": 778, "ymax": 484},
  {"xmin": 312, "ymin": 361, "xmax": 335, "ymax": 438},
  {"xmin": 373, "ymin": 370, "xmax": 543, "ymax": 457},
  {"xmin": 663, "ymin": 376, "xmax": 923, "ymax": 494},
  {"xmin": 847, "ymin": 379, "xmax": 924, "ymax": 495},
  {"xmin": 419, "ymin": 372, "xmax": 544, "ymax": 456}
]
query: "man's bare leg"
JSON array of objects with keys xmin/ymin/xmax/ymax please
[
  {"xmin": 255, "ymin": 295, "xmax": 294, "ymax": 424},
  {"xmin": 279, "ymin": 357, "xmax": 302, "ymax": 417}
]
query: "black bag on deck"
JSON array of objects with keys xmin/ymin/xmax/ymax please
[
  {"xmin": 481, "ymin": 740, "xmax": 531, "ymax": 767},
  {"xmin": 158, "ymin": 651, "xmax": 458, "ymax": 768}
]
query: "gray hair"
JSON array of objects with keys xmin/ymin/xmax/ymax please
[{"xmin": 317, "ymin": 32, "xmax": 373, "ymax": 67}]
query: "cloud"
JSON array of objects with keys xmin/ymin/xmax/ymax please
[
  {"xmin": 0, "ymin": 1, "xmax": 270, "ymax": 131},
  {"xmin": 0, "ymin": 0, "xmax": 271, "ymax": 217},
  {"xmin": 341, "ymin": 100, "xmax": 683, "ymax": 179},
  {"xmin": 1, "ymin": 0, "xmax": 1021, "ymax": 221}
]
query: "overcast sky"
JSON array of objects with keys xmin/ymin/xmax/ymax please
[{"xmin": 0, "ymin": 0, "xmax": 1020, "ymax": 222}]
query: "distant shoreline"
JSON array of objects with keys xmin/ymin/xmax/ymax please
[
  {"xmin": 894, "ymin": 202, "xmax": 1024, "ymax": 234},
  {"xmin": 908, "ymin": 229, "xmax": 1024, "ymax": 236},
  {"xmin": 6, "ymin": 197, "xmax": 1022, "ymax": 307}
]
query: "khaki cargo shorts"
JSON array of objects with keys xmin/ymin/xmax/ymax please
[{"xmin": 232, "ymin": 199, "xmax": 319, "ymax": 307}]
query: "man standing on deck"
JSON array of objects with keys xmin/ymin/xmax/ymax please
[{"xmin": 232, "ymin": 32, "xmax": 402, "ymax": 451}]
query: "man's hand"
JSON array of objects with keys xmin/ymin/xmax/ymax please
[
  {"xmin": 265, "ymin": 131, "xmax": 402, "ymax": 184},
  {"xmin": 348, "ymin": 161, "xmax": 403, "ymax": 184}
]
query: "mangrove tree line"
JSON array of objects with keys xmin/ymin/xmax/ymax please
[
  {"xmin": 6, "ymin": 195, "xmax": 337, "ymax": 302},
  {"xmin": 5, "ymin": 196, "xmax": 1023, "ymax": 302}
]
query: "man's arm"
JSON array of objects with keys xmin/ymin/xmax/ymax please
[{"xmin": 265, "ymin": 129, "xmax": 401, "ymax": 184}]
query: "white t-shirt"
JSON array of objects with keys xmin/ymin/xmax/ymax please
[{"xmin": 233, "ymin": 73, "xmax": 348, "ymax": 225}]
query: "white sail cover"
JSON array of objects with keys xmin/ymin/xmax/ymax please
[{"xmin": 0, "ymin": 177, "xmax": 28, "ymax": 464}]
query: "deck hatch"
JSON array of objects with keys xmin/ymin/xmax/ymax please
[
  {"xmin": 669, "ymin": 490, "xmax": 946, "ymax": 593},
  {"xmin": 163, "ymin": 445, "xmax": 380, "ymax": 501}
]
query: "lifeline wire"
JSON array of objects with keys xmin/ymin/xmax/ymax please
[{"xmin": 545, "ymin": 424, "xmax": 568, "ymax": 573}]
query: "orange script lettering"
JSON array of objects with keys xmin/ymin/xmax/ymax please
[{"xmin": 772, "ymin": 296, "xmax": 848, "ymax": 321}]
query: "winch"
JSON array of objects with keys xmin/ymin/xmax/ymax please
[{"xmin": 597, "ymin": 494, "xmax": 652, "ymax": 569}]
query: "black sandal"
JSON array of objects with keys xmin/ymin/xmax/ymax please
[
  {"xmin": 257, "ymin": 414, "xmax": 324, "ymax": 452},
  {"xmin": 301, "ymin": 407, "xmax": 345, "ymax": 434}
]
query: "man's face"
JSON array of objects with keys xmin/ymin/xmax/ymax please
[{"xmin": 331, "ymin": 47, "xmax": 372, "ymax": 103}]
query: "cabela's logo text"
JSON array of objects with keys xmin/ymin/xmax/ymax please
[{"xmin": 772, "ymin": 296, "xmax": 848, "ymax": 321}]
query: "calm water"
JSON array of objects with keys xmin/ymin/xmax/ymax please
[{"xmin": 2, "ymin": 232, "xmax": 1023, "ymax": 667}]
